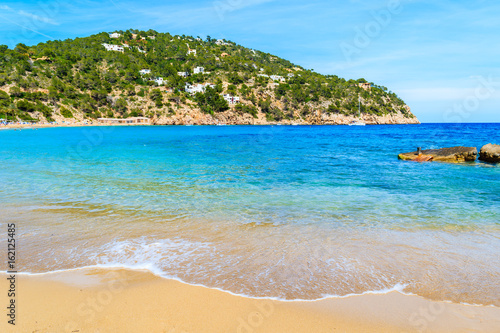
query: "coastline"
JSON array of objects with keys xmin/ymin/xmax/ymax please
[
  {"xmin": 0, "ymin": 107, "xmax": 420, "ymax": 129},
  {"xmin": 1, "ymin": 268, "xmax": 498, "ymax": 332},
  {"xmin": 0, "ymin": 121, "xmax": 129, "ymax": 130},
  {"xmin": 0, "ymin": 120, "xmax": 420, "ymax": 131}
]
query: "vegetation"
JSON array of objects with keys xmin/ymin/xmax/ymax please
[{"xmin": 0, "ymin": 30, "xmax": 413, "ymax": 123}]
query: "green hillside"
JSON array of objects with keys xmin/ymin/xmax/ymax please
[{"xmin": 0, "ymin": 29, "xmax": 416, "ymax": 123}]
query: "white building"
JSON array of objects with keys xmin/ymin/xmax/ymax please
[
  {"xmin": 193, "ymin": 67, "xmax": 204, "ymax": 74},
  {"xmin": 270, "ymin": 75, "xmax": 285, "ymax": 82},
  {"xmin": 178, "ymin": 72, "xmax": 189, "ymax": 77},
  {"xmin": 155, "ymin": 77, "xmax": 165, "ymax": 85},
  {"xmin": 187, "ymin": 49, "xmax": 197, "ymax": 56},
  {"xmin": 185, "ymin": 83, "xmax": 216, "ymax": 94},
  {"xmin": 287, "ymin": 73, "xmax": 295, "ymax": 78},
  {"xmin": 136, "ymin": 47, "xmax": 146, "ymax": 54},
  {"xmin": 257, "ymin": 74, "xmax": 269, "ymax": 78},
  {"xmin": 109, "ymin": 33, "xmax": 122, "ymax": 38},
  {"xmin": 223, "ymin": 94, "xmax": 240, "ymax": 105},
  {"xmin": 216, "ymin": 39, "xmax": 230, "ymax": 46},
  {"xmin": 102, "ymin": 43, "xmax": 124, "ymax": 52},
  {"xmin": 139, "ymin": 69, "xmax": 151, "ymax": 75},
  {"xmin": 148, "ymin": 36, "xmax": 156, "ymax": 40}
]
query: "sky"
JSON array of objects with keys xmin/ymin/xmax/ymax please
[{"xmin": 0, "ymin": 0, "xmax": 499, "ymax": 123}]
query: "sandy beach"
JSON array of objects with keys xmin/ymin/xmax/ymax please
[
  {"xmin": 1, "ymin": 268, "xmax": 499, "ymax": 333},
  {"xmin": 0, "ymin": 121, "xmax": 150, "ymax": 130}
]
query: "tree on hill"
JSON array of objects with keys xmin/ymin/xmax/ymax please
[{"xmin": 195, "ymin": 87, "xmax": 229, "ymax": 114}]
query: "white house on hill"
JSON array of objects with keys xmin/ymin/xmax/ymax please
[
  {"xmin": 270, "ymin": 75, "xmax": 285, "ymax": 82},
  {"xmin": 155, "ymin": 77, "xmax": 165, "ymax": 85},
  {"xmin": 102, "ymin": 43, "xmax": 124, "ymax": 52},
  {"xmin": 109, "ymin": 33, "xmax": 121, "ymax": 38},
  {"xmin": 194, "ymin": 67, "xmax": 204, "ymax": 74},
  {"xmin": 139, "ymin": 69, "xmax": 151, "ymax": 75},
  {"xmin": 185, "ymin": 83, "xmax": 215, "ymax": 94},
  {"xmin": 178, "ymin": 72, "xmax": 189, "ymax": 77},
  {"xmin": 216, "ymin": 39, "xmax": 230, "ymax": 46},
  {"xmin": 223, "ymin": 94, "xmax": 240, "ymax": 105}
]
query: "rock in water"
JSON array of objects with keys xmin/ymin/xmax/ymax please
[
  {"xmin": 479, "ymin": 144, "xmax": 500, "ymax": 163},
  {"xmin": 398, "ymin": 147, "xmax": 477, "ymax": 163},
  {"xmin": 411, "ymin": 154, "xmax": 434, "ymax": 162}
]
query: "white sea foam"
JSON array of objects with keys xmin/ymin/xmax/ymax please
[
  {"xmin": 0, "ymin": 265, "xmax": 409, "ymax": 301},
  {"xmin": 2, "ymin": 265, "xmax": 498, "ymax": 307},
  {"xmin": 87, "ymin": 237, "xmax": 214, "ymax": 275}
]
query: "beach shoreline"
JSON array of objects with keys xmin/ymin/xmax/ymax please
[
  {"xmin": 0, "ymin": 121, "xmax": 150, "ymax": 130},
  {"xmin": 0, "ymin": 119, "xmax": 421, "ymax": 130},
  {"xmin": 1, "ymin": 268, "xmax": 498, "ymax": 333}
]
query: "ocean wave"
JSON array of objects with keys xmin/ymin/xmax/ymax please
[{"xmin": 1, "ymin": 265, "xmax": 497, "ymax": 308}]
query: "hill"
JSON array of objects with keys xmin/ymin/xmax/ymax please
[{"xmin": 0, "ymin": 29, "xmax": 419, "ymax": 125}]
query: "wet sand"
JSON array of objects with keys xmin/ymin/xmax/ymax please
[{"xmin": 1, "ymin": 268, "xmax": 498, "ymax": 333}]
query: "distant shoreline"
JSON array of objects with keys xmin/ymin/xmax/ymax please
[
  {"xmin": 0, "ymin": 122, "xmax": 422, "ymax": 130},
  {"xmin": 5, "ymin": 121, "xmax": 499, "ymax": 131}
]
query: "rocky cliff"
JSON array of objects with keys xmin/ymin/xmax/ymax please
[{"xmin": 153, "ymin": 105, "xmax": 419, "ymax": 125}]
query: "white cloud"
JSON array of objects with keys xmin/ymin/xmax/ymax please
[
  {"xmin": 0, "ymin": 4, "xmax": 58, "ymax": 25},
  {"xmin": 17, "ymin": 10, "xmax": 59, "ymax": 25}
]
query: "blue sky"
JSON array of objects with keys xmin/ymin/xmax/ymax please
[{"xmin": 1, "ymin": 0, "xmax": 499, "ymax": 122}]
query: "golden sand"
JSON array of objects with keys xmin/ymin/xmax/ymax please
[{"xmin": 1, "ymin": 268, "xmax": 499, "ymax": 333}]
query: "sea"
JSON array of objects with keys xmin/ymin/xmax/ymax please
[{"xmin": 0, "ymin": 123, "xmax": 499, "ymax": 306}]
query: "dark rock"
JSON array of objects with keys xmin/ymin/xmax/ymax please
[
  {"xmin": 479, "ymin": 144, "xmax": 500, "ymax": 163},
  {"xmin": 399, "ymin": 146, "xmax": 477, "ymax": 163}
]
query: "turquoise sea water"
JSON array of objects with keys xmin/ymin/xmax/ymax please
[{"xmin": 0, "ymin": 124, "xmax": 499, "ymax": 305}]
